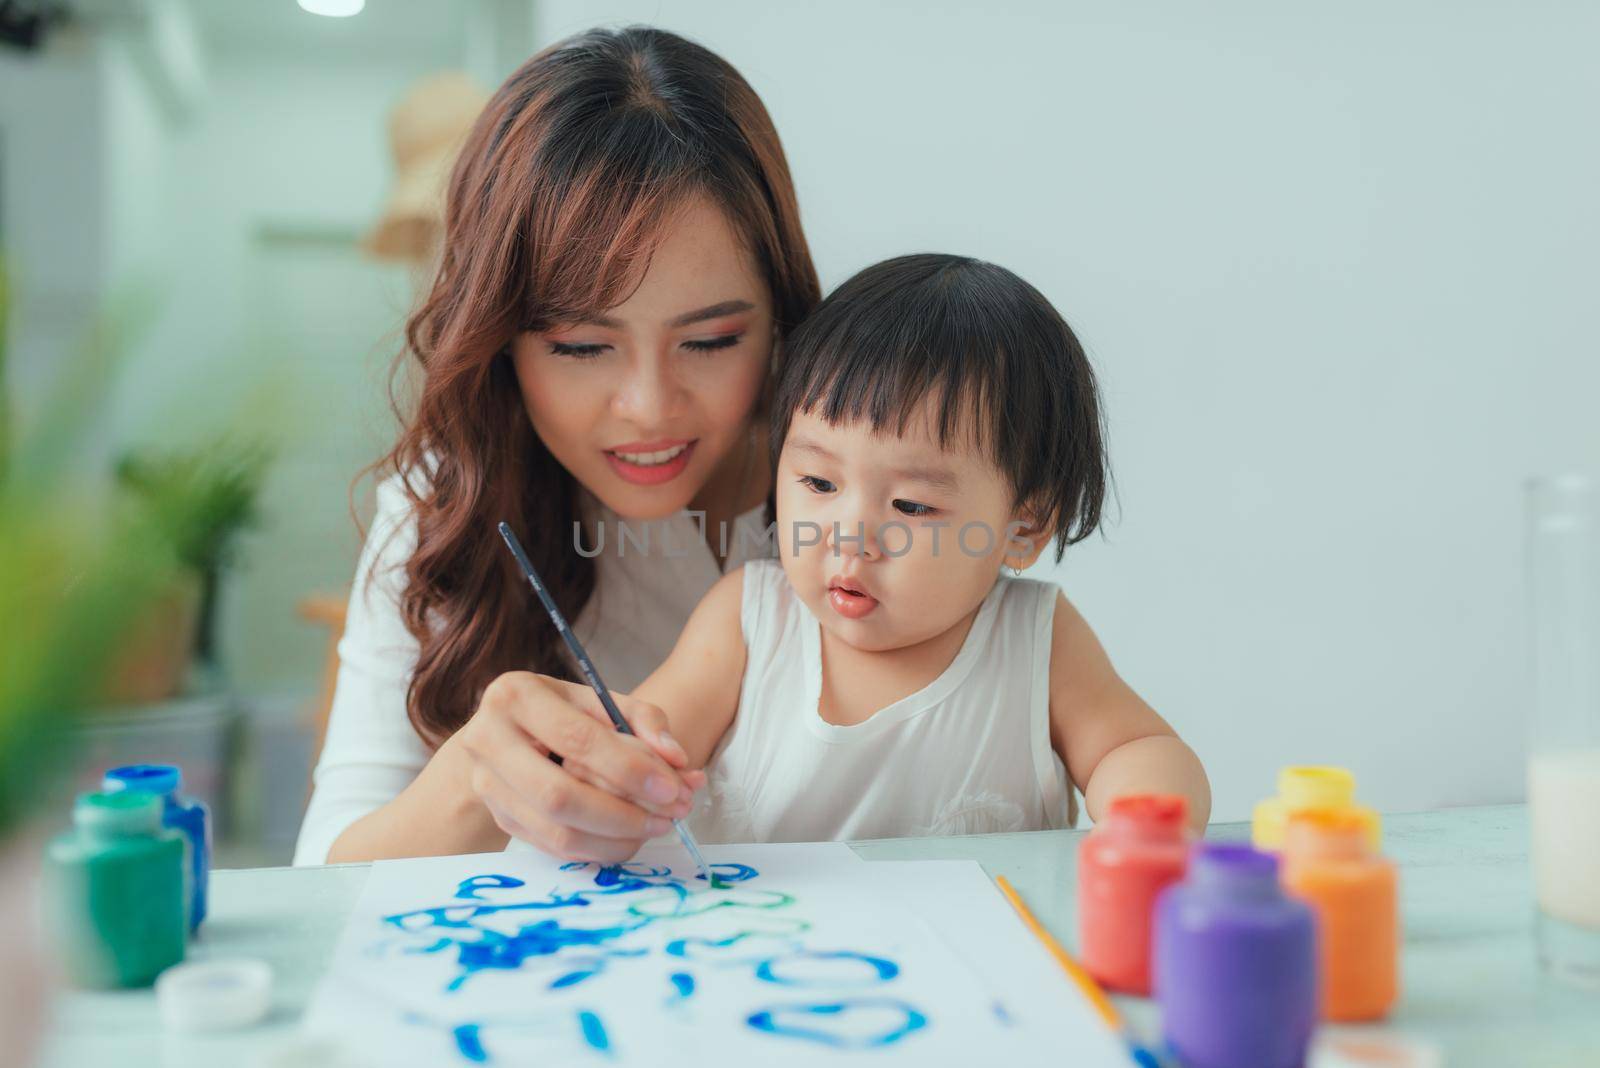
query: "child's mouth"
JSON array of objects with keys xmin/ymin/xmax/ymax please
[{"xmin": 827, "ymin": 579, "xmax": 879, "ymax": 619}]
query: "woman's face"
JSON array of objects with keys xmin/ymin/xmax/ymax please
[{"xmin": 511, "ymin": 195, "xmax": 774, "ymax": 521}]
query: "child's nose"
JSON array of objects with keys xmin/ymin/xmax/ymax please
[{"xmin": 827, "ymin": 514, "xmax": 880, "ymax": 559}]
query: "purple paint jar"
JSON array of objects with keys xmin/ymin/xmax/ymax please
[{"xmin": 1154, "ymin": 842, "xmax": 1317, "ymax": 1068}]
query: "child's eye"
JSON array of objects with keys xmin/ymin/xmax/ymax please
[
  {"xmin": 893, "ymin": 499, "xmax": 937, "ymax": 517},
  {"xmin": 798, "ymin": 475, "xmax": 836, "ymax": 494},
  {"xmin": 549, "ymin": 341, "xmax": 609, "ymax": 359},
  {"xmin": 683, "ymin": 333, "xmax": 743, "ymax": 353}
]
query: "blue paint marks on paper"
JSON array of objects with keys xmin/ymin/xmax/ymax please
[
  {"xmin": 755, "ymin": 950, "xmax": 899, "ymax": 987},
  {"xmin": 747, "ymin": 999, "xmax": 928, "ymax": 1048},
  {"xmin": 447, "ymin": 918, "xmax": 643, "ymax": 991},
  {"xmin": 551, "ymin": 969, "xmax": 599, "ymax": 989},
  {"xmin": 578, "ymin": 1010, "xmax": 610, "ymax": 1052},
  {"xmin": 455, "ymin": 874, "xmax": 525, "ymax": 900},
  {"xmin": 665, "ymin": 933, "xmax": 755, "ymax": 958},
  {"xmin": 372, "ymin": 856, "xmax": 933, "ymax": 1063},
  {"xmin": 697, "ymin": 863, "xmax": 758, "ymax": 885},
  {"xmin": 452, "ymin": 1023, "xmax": 487, "ymax": 1063}
]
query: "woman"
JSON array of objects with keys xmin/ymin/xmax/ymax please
[{"xmin": 294, "ymin": 26, "xmax": 820, "ymax": 866}]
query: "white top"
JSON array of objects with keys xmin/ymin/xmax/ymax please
[
  {"xmin": 688, "ymin": 558, "xmax": 1075, "ymax": 843},
  {"xmin": 292, "ymin": 473, "xmax": 773, "ymax": 866}
]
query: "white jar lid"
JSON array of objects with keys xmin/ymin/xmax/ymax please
[{"xmin": 156, "ymin": 959, "xmax": 273, "ymax": 1032}]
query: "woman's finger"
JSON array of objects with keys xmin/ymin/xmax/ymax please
[
  {"xmin": 499, "ymin": 675, "xmax": 693, "ymax": 809},
  {"xmin": 562, "ymin": 727, "xmax": 708, "ymax": 802},
  {"xmin": 569, "ymin": 764, "xmax": 707, "ymax": 812},
  {"xmin": 608, "ymin": 692, "xmax": 690, "ymax": 767},
  {"xmin": 480, "ymin": 795, "xmax": 535, "ymax": 845},
  {"xmin": 473, "ymin": 721, "xmax": 676, "ymax": 840},
  {"xmin": 543, "ymin": 678, "xmax": 690, "ymax": 769},
  {"xmin": 566, "ymin": 760, "xmax": 628, "ymax": 799},
  {"xmin": 477, "ymin": 771, "xmax": 650, "ymax": 863},
  {"xmin": 560, "ymin": 732, "xmax": 696, "ymax": 819}
]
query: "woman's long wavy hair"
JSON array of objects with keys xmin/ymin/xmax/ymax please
[{"xmin": 382, "ymin": 26, "xmax": 820, "ymax": 745}]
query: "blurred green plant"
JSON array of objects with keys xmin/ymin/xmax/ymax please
[
  {"xmin": 114, "ymin": 438, "xmax": 271, "ymax": 670},
  {"xmin": 0, "ymin": 262, "xmax": 195, "ymax": 839},
  {"xmin": 114, "ymin": 439, "xmax": 270, "ymax": 576},
  {"xmin": 0, "ymin": 259, "xmax": 10, "ymax": 475}
]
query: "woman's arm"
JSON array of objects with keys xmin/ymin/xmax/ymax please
[
  {"xmin": 295, "ymin": 474, "xmax": 444, "ymax": 864},
  {"xmin": 320, "ymin": 733, "xmax": 506, "ymax": 863},
  {"xmin": 299, "ymin": 475, "xmax": 698, "ymax": 865},
  {"xmin": 324, "ymin": 675, "xmax": 698, "ymax": 864},
  {"xmin": 1047, "ymin": 590, "xmax": 1211, "ymax": 829}
]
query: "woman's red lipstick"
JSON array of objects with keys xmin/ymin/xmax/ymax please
[{"xmin": 604, "ymin": 438, "xmax": 695, "ymax": 486}]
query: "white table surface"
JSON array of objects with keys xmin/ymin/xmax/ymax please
[{"xmin": 37, "ymin": 804, "xmax": 1600, "ymax": 1067}]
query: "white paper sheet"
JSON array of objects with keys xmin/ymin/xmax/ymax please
[
  {"xmin": 858, "ymin": 860, "xmax": 1132, "ymax": 1062},
  {"xmin": 302, "ymin": 843, "xmax": 1127, "ymax": 1066}
]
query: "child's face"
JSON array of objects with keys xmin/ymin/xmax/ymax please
[{"xmin": 775, "ymin": 397, "xmax": 1048, "ymax": 653}]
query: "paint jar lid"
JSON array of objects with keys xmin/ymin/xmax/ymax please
[
  {"xmin": 1310, "ymin": 1029, "xmax": 1442, "ymax": 1068},
  {"xmin": 1190, "ymin": 842, "xmax": 1282, "ymax": 898},
  {"xmin": 1279, "ymin": 765, "xmax": 1356, "ymax": 810},
  {"xmin": 157, "ymin": 959, "xmax": 272, "ymax": 1032},
  {"xmin": 74, "ymin": 790, "xmax": 163, "ymax": 836},
  {"xmin": 104, "ymin": 763, "xmax": 181, "ymax": 797},
  {"xmin": 1105, "ymin": 794, "xmax": 1188, "ymax": 839},
  {"xmin": 1284, "ymin": 806, "xmax": 1382, "ymax": 860}
]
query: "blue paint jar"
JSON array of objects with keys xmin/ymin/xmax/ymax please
[{"xmin": 103, "ymin": 764, "xmax": 210, "ymax": 932}]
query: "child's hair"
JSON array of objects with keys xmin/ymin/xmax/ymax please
[{"xmin": 771, "ymin": 254, "xmax": 1107, "ymax": 560}]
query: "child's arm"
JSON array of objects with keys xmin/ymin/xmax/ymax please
[
  {"xmin": 631, "ymin": 567, "xmax": 748, "ymax": 770},
  {"xmin": 1047, "ymin": 590, "xmax": 1211, "ymax": 829}
]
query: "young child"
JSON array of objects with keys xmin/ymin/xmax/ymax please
[{"xmin": 635, "ymin": 253, "xmax": 1209, "ymax": 842}]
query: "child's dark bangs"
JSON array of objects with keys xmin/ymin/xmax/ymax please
[
  {"xmin": 798, "ymin": 362, "xmax": 993, "ymax": 459},
  {"xmin": 793, "ymin": 291, "xmax": 1004, "ymax": 459}
]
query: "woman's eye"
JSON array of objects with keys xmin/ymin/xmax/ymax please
[
  {"xmin": 799, "ymin": 475, "xmax": 836, "ymax": 494},
  {"xmin": 682, "ymin": 333, "xmax": 743, "ymax": 353},
  {"xmin": 549, "ymin": 341, "xmax": 609, "ymax": 359},
  {"xmin": 893, "ymin": 499, "xmax": 937, "ymax": 517}
]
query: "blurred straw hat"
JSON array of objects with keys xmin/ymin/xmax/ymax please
[{"xmin": 362, "ymin": 71, "xmax": 490, "ymax": 262}]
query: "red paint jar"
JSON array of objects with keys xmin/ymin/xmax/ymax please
[{"xmin": 1078, "ymin": 794, "xmax": 1191, "ymax": 994}]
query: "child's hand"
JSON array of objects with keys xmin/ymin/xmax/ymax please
[{"xmin": 449, "ymin": 671, "xmax": 704, "ymax": 862}]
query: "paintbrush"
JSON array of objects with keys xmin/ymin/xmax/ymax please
[
  {"xmin": 497, "ymin": 521, "xmax": 716, "ymax": 888},
  {"xmin": 994, "ymin": 876, "xmax": 1164, "ymax": 1067}
]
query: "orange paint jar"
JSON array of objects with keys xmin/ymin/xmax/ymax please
[{"xmin": 1281, "ymin": 807, "xmax": 1399, "ymax": 1021}]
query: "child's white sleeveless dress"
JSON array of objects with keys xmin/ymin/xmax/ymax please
[{"xmin": 688, "ymin": 558, "xmax": 1076, "ymax": 843}]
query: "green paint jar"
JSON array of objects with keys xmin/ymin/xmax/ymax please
[{"xmin": 44, "ymin": 790, "xmax": 186, "ymax": 988}]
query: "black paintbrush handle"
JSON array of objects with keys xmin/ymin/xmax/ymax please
[{"xmin": 498, "ymin": 522, "xmax": 632, "ymax": 735}]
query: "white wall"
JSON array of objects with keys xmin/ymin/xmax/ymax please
[
  {"xmin": 109, "ymin": 54, "xmax": 431, "ymax": 691},
  {"xmin": 532, "ymin": 0, "xmax": 1600, "ymax": 821},
  {"xmin": 3, "ymin": 20, "xmax": 197, "ymax": 478},
  {"xmin": 3, "ymin": 23, "xmax": 434, "ymax": 696},
  {"xmin": 0, "ymin": 31, "xmax": 112, "ymax": 469}
]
